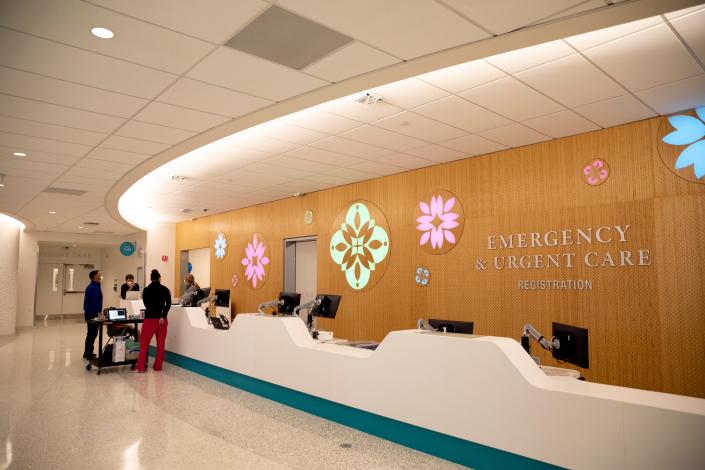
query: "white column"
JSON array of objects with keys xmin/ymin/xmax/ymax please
[
  {"xmin": 146, "ymin": 222, "xmax": 176, "ymax": 294},
  {"xmin": 0, "ymin": 214, "xmax": 22, "ymax": 336}
]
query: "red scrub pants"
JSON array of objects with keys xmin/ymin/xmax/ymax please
[{"xmin": 136, "ymin": 318, "xmax": 168, "ymax": 371}]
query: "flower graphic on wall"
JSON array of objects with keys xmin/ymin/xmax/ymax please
[
  {"xmin": 241, "ymin": 233, "xmax": 269, "ymax": 289},
  {"xmin": 662, "ymin": 106, "xmax": 705, "ymax": 180},
  {"xmin": 582, "ymin": 159, "xmax": 610, "ymax": 186},
  {"xmin": 330, "ymin": 202, "xmax": 390, "ymax": 290},
  {"xmin": 214, "ymin": 232, "xmax": 227, "ymax": 260},
  {"xmin": 415, "ymin": 190, "xmax": 465, "ymax": 255},
  {"xmin": 231, "ymin": 273, "xmax": 239, "ymax": 288}
]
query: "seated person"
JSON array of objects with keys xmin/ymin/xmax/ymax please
[
  {"xmin": 179, "ymin": 274, "xmax": 200, "ymax": 306},
  {"xmin": 120, "ymin": 274, "xmax": 140, "ymax": 300}
]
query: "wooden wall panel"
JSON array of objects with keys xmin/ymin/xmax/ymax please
[{"xmin": 174, "ymin": 117, "xmax": 705, "ymax": 398}]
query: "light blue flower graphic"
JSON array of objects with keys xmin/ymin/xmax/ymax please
[
  {"xmin": 662, "ymin": 106, "xmax": 705, "ymax": 179},
  {"xmin": 214, "ymin": 232, "xmax": 227, "ymax": 260}
]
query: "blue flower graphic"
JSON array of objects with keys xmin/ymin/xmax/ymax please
[{"xmin": 662, "ymin": 106, "xmax": 705, "ymax": 179}]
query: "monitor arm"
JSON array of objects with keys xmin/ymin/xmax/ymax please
[
  {"xmin": 257, "ymin": 299, "xmax": 283, "ymax": 316},
  {"xmin": 293, "ymin": 298, "xmax": 322, "ymax": 336},
  {"xmin": 521, "ymin": 323, "xmax": 560, "ymax": 356}
]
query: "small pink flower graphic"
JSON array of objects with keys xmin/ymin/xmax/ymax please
[
  {"xmin": 416, "ymin": 195, "xmax": 460, "ymax": 249},
  {"xmin": 241, "ymin": 233, "xmax": 269, "ymax": 289},
  {"xmin": 582, "ymin": 159, "xmax": 609, "ymax": 186},
  {"xmin": 231, "ymin": 274, "xmax": 239, "ymax": 287}
]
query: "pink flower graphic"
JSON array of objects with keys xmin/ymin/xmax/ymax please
[
  {"xmin": 241, "ymin": 233, "xmax": 269, "ymax": 288},
  {"xmin": 416, "ymin": 195, "xmax": 460, "ymax": 249},
  {"xmin": 582, "ymin": 159, "xmax": 609, "ymax": 186}
]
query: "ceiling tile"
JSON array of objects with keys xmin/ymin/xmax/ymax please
[
  {"xmin": 478, "ymin": 123, "xmax": 551, "ymax": 147},
  {"xmin": 413, "ymin": 95, "xmax": 512, "ymax": 133},
  {"xmin": 88, "ymin": 147, "xmax": 151, "ymax": 165},
  {"xmin": 635, "ymin": 74, "xmax": 705, "ymax": 115},
  {"xmin": 264, "ymin": 154, "xmax": 339, "ymax": 173},
  {"xmin": 668, "ymin": 8, "xmax": 705, "ymax": 65},
  {"xmin": 310, "ymin": 136, "xmax": 393, "ymax": 159},
  {"xmin": 133, "ymin": 102, "xmax": 230, "ymax": 133},
  {"xmin": 522, "ymin": 110, "xmax": 600, "ymax": 138},
  {"xmin": 485, "ymin": 40, "xmax": 574, "ymax": 73},
  {"xmin": 665, "ymin": 4, "xmax": 705, "ymax": 19},
  {"xmin": 582, "ymin": 24, "xmax": 702, "ymax": 91},
  {"xmin": 187, "ymin": 47, "xmax": 329, "ymax": 101},
  {"xmin": 284, "ymin": 146, "xmax": 366, "ymax": 167},
  {"xmin": 405, "ymin": 144, "xmax": 467, "ymax": 163},
  {"xmin": 304, "ymin": 41, "xmax": 400, "ymax": 82},
  {"xmin": 437, "ymin": 135, "xmax": 508, "ymax": 157},
  {"xmin": 0, "ymin": 67, "xmax": 147, "ymax": 118},
  {"xmin": 349, "ymin": 160, "xmax": 405, "ymax": 177},
  {"xmin": 0, "ymin": 28, "xmax": 175, "ymax": 99},
  {"xmin": 538, "ymin": 0, "xmax": 606, "ymax": 23},
  {"xmin": 516, "ymin": 54, "xmax": 625, "ymax": 107},
  {"xmin": 100, "ymin": 135, "xmax": 170, "ymax": 155},
  {"xmin": 75, "ymin": 158, "xmax": 134, "ymax": 173},
  {"xmin": 53, "ymin": 175, "xmax": 121, "ymax": 191},
  {"xmin": 565, "ymin": 16, "xmax": 662, "ymax": 50},
  {"xmin": 417, "ymin": 59, "xmax": 506, "ymax": 93},
  {"xmin": 443, "ymin": 0, "xmax": 585, "ymax": 35},
  {"xmin": 0, "ymin": 0, "xmax": 214, "ymax": 74},
  {"xmin": 280, "ymin": 108, "xmax": 363, "ymax": 134},
  {"xmin": 85, "ymin": 0, "xmax": 269, "ymax": 44},
  {"xmin": 340, "ymin": 125, "xmax": 428, "ymax": 151},
  {"xmin": 375, "ymin": 152, "xmax": 436, "ymax": 170},
  {"xmin": 0, "ymin": 145, "xmax": 81, "ymax": 166},
  {"xmin": 573, "ymin": 94, "xmax": 656, "ymax": 128},
  {"xmin": 316, "ymin": 95, "xmax": 403, "ymax": 123},
  {"xmin": 64, "ymin": 166, "xmax": 123, "ymax": 180},
  {"xmin": 372, "ymin": 111, "xmax": 467, "ymax": 142},
  {"xmin": 218, "ymin": 132, "xmax": 300, "ymax": 153},
  {"xmin": 278, "ymin": 0, "xmax": 488, "ymax": 59},
  {"xmin": 0, "ymin": 156, "xmax": 68, "ymax": 174},
  {"xmin": 322, "ymin": 167, "xmax": 377, "ymax": 182},
  {"xmin": 460, "ymin": 77, "xmax": 564, "ymax": 121},
  {"xmin": 157, "ymin": 78, "xmax": 273, "ymax": 117},
  {"xmin": 242, "ymin": 162, "xmax": 311, "ymax": 179},
  {"xmin": 370, "ymin": 78, "xmax": 449, "ymax": 109},
  {"xmin": 0, "ymin": 115, "xmax": 106, "ymax": 146},
  {"xmin": 0, "ymin": 131, "xmax": 92, "ymax": 157},
  {"xmin": 0, "ymin": 94, "xmax": 124, "ymax": 134},
  {"xmin": 247, "ymin": 121, "xmax": 328, "ymax": 145},
  {"xmin": 116, "ymin": 121, "xmax": 196, "ymax": 145}
]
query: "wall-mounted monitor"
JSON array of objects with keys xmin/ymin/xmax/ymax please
[
  {"xmin": 278, "ymin": 292, "xmax": 301, "ymax": 315},
  {"xmin": 214, "ymin": 289, "xmax": 230, "ymax": 308},
  {"xmin": 311, "ymin": 294, "xmax": 341, "ymax": 319}
]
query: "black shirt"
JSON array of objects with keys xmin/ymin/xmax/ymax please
[
  {"xmin": 142, "ymin": 281, "xmax": 171, "ymax": 319},
  {"xmin": 120, "ymin": 282, "xmax": 140, "ymax": 299}
]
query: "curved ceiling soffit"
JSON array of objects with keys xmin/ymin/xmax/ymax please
[
  {"xmin": 105, "ymin": 0, "xmax": 699, "ymax": 230},
  {"xmin": 0, "ymin": 211, "xmax": 33, "ymax": 231}
]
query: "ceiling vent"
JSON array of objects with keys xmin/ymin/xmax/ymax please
[
  {"xmin": 355, "ymin": 93, "xmax": 383, "ymax": 106},
  {"xmin": 225, "ymin": 6, "xmax": 352, "ymax": 70},
  {"xmin": 92, "ymin": 230, "xmax": 114, "ymax": 234},
  {"xmin": 82, "ymin": 222, "xmax": 100, "ymax": 226},
  {"xmin": 43, "ymin": 187, "xmax": 87, "ymax": 196}
]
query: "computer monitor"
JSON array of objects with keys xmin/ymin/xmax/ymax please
[
  {"xmin": 214, "ymin": 289, "xmax": 230, "ymax": 308},
  {"xmin": 107, "ymin": 308, "xmax": 127, "ymax": 321},
  {"xmin": 194, "ymin": 287, "xmax": 211, "ymax": 304},
  {"xmin": 428, "ymin": 319, "xmax": 474, "ymax": 334},
  {"xmin": 278, "ymin": 292, "xmax": 301, "ymax": 315},
  {"xmin": 311, "ymin": 294, "xmax": 341, "ymax": 319},
  {"xmin": 552, "ymin": 322, "xmax": 589, "ymax": 368}
]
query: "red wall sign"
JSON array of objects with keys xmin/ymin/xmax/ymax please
[{"xmin": 162, "ymin": 255, "xmax": 168, "ymax": 262}]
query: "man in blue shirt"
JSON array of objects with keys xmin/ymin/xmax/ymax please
[{"xmin": 83, "ymin": 270, "xmax": 103, "ymax": 359}]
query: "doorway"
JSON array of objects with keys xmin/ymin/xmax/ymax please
[
  {"xmin": 283, "ymin": 236, "xmax": 317, "ymax": 305},
  {"xmin": 35, "ymin": 262, "xmax": 95, "ymax": 319}
]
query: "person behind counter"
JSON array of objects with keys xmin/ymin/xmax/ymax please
[
  {"xmin": 82, "ymin": 270, "xmax": 103, "ymax": 359},
  {"xmin": 133, "ymin": 269, "xmax": 171, "ymax": 373},
  {"xmin": 120, "ymin": 274, "xmax": 140, "ymax": 300},
  {"xmin": 179, "ymin": 274, "xmax": 200, "ymax": 306}
]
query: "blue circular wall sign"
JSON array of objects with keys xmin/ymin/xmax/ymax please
[
  {"xmin": 187, "ymin": 262, "xmax": 193, "ymax": 273},
  {"xmin": 119, "ymin": 241, "xmax": 136, "ymax": 257}
]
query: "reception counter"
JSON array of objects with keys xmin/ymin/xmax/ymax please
[{"xmin": 159, "ymin": 307, "xmax": 705, "ymax": 469}]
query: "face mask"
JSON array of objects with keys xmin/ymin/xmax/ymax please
[{"xmin": 100, "ymin": 275, "xmax": 104, "ymax": 281}]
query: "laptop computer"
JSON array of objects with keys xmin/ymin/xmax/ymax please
[
  {"xmin": 107, "ymin": 308, "xmax": 128, "ymax": 321},
  {"xmin": 125, "ymin": 291, "xmax": 140, "ymax": 301}
]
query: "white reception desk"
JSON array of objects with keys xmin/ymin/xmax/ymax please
[{"xmin": 161, "ymin": 307, "xmax": 705, "ymax": 469}]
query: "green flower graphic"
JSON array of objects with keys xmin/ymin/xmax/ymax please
[{"xmin": 330, "ymin": 202, "xmax": 390, "ymax": 290}]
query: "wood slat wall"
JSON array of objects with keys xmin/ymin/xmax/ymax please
[{"xmin": 173, "ymin": 116, "xmax": 705, "ymax": 398}]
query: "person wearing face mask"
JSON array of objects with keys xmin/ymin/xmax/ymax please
[
  {"xmin": 120, "ymin": 274, "xmax": 140, "ymax": 300},
  {"xmin": 179, "ymin": 274, "xmax": 200, "ymax": 306},
  {"xmin": 83, "ymin": 270, "xmax": 103, "ymax": 359}
]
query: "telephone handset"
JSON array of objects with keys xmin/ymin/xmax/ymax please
[{"xmin": 219, "ymin": 314, "xmax": 230, "ymax": 328}]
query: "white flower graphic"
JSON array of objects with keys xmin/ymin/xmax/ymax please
[{"xmin": 214, "ymin": 232, "xmax": 227, "ymax": 260}]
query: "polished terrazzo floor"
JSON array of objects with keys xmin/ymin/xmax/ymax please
[{"xmin": 0, "ymin": 320, "xmax": 466, "ymax": 469}]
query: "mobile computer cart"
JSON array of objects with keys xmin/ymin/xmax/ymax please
[{"xmin": 85, "ymin": 317, "xmax": 144, "ymax": 375}]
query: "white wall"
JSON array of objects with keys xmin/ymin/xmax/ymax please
[
  {"xmin": 0, "ymin": 214, "xmax": 21, "ymax": 335},
  {"xmin": 146, "ymin": 223, "xmax": 176, "ymax": 294},
  {"xmin": 188, "ymin": 248, "xmax": 210, "ymax": 288},
  {"xmin": 16, "ymin": 231, "xmax": 146, "ymax": 327}
]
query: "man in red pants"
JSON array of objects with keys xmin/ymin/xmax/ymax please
[{"xmin": 134, "ymin": 269, "xmax": 171, "ymax": 373}]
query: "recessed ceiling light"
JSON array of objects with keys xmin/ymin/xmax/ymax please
[
  {"xmin": 179, "ymin": 208, "xmax": 192, "ymax": 213},
  {"xmin": 13, "ymin": 152, "xmax": 26, "ymax": 157},
  {"xmin": 91, "ymin": 27, "xmax": 114, "ymax": 39},
  {"xmin": 49, "ymin": 211, "xmax": 56, "ymax": 214},
  {"xmin": 78, "ymin": 226, "xmax": 84, "ymax": 229}
]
